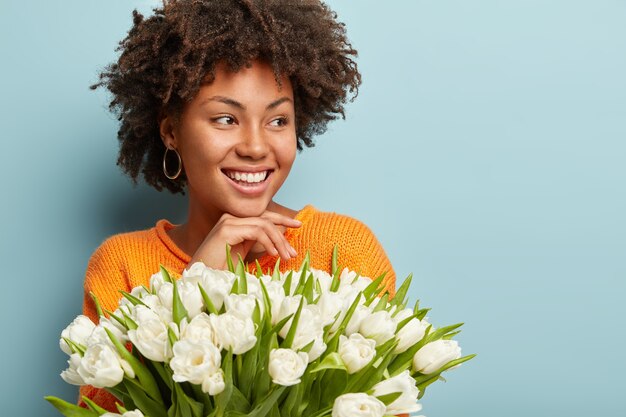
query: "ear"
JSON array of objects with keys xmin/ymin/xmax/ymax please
[{"xmin": 159, "ymin": 113, "xmax": 178, "ymax": 149}]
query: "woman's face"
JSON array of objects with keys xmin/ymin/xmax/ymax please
[{"xmin": 161, "ymin": 60, "xmax": 297, "ymax": 218}]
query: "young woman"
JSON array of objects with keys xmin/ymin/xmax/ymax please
[{"xmin": 83, "ymin": 0, "xmax": 397, "ymax": 411}]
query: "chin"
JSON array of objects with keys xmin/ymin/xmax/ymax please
[{"xmin": 224, "ymin": 199, "xmax": 270, "ymax": 218}]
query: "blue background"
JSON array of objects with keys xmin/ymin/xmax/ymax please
[{"xmin": 1, "ymin": 1, "xmax": 624, "ymax": 416}]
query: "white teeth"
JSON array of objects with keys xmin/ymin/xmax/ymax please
[{"xmin": 226, "ymin": 170, "xmax": 269, "ymax": 184}]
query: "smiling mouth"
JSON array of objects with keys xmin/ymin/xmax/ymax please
[{"xmin": 222, "ymin": 169, "xmax": 274, "ymax": 186}]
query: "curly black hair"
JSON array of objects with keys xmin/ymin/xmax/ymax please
[{"xmin": 91, "ymin": 0, "xmax": 361, "ymax": 194}]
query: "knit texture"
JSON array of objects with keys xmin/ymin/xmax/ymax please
[{"xmin": 80, "ymin": 204, "xmax": 397, "ymax": 411}]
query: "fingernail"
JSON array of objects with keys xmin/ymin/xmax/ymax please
[{"xmin": 289, "ymin": 245, "xmax": 297, "ymax": 256}]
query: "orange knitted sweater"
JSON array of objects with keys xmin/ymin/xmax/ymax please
[{"xmin": 80, "ymin": 204, "xmax": 397, "ymax": 412}]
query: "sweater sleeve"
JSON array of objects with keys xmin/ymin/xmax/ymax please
[
  {"xmin": 321, "ymin": 214, "xmax": 397, "ymax": 298},
  {"xmin": 78, "ymin": 238, "xmax": 131, "ymax": 411}
]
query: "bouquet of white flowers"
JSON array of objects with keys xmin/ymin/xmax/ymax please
[{"xmin": 46, "ymin": 248, "xmax": 474, "ymax": 417}]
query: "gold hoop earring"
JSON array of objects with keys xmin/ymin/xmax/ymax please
[{"xmin": 163, "ymin": 147, "xmax": 182, "ymax": 180}]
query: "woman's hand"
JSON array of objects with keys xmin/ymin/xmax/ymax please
[{"xmin": 188, "ymin": 210, "xmax": 302, "ymax": 269}]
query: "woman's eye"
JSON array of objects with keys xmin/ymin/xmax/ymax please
[
  {"xmin": 269, "ymin": 117, "xmax": 288, "ymax": 127},
  {"xmin": 214, "ymin": 116, "xmax": 236, "ymax": 125}
]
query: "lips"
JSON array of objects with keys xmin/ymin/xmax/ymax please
[
  {"xmin": 222, "ymin": 169, "xmax": 271, "ymax": 184},
  {"xmin": 221, "ymin": 168, "xmax": 274, "ymax": 195}
]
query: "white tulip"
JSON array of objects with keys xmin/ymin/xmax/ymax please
[
  {"xmin": 197, "ymin": 269, "xmax": 237, "ymax": 311},
  {"xmin": 279, "ymin": 305, "xmax": 327, "ymax": 362},
  {"xmin": 331, "ymin": 393, "xmax": 386, "ymax": 417},
  {"xmin": 339, "ymin": 268, "xmax": 373, "ymax": 292},
  {"xmin": 393, "ymin": 309, "xmax": 428, "ymax": 354},
  {"xmin": 86, "ymin": 318, "xmax": 128, "ymax": 348},
  {"xmin": 180, "ymin": 312, "xmax": 217, "ymax": 345},
  {"xmin": 338, "ymin": 334, "xmax": 376, "ymax": 374},
  {"xmin": 136, "ymin": 294, "xmax": 173, "ymax": 323},
  {"xmin": 224, "ymin": 293, "xmax": 260, "ymax": 320},
  {"xmin": 316, "ymin": 291, "xmax": 344, "ymax": 328},
  {"xmin": 344, "ymin": 304, "xmax": 372, "ymax": 336},
  {"xmin": 413, "ymin": 339, "xmax": 462, "ymax": 374},
  {"xmin": 77, "ymin": 343, "xmax": 125, "ymax": 388},
  {"xmin": 177, "ymin": 280, "xmax": 204, "ymax": 318},
  {"xmin": 245, "ymin": 272, "xmax": 263, "ymax": 300},
  {"xmin": 202, "ymin": 369, "xmax": 226, "ymax": 395},
  {"xmin": 149, "ymin": 270, "xmax": 169, "ymax": 293},
  {"xmin": 371, "ymin": 370, "xmax": 422, "ymax": 414},
  {"xmin": 128, "ymin": 305, "xmax": 172, "ymax": 362},
  {"xmin": 268, "ymin": 348, "xmax": 308, "ymax": 386},
  {"xmin": 263, "ymin": 280, "xmax": 286, "ymax": 325},
  {"xmin": 182, "ymin": 262, "xmax": 209, "ymax": 282},
  {"xmin": 359, "ymin": 310, "xmax": 397, "ymax": 346},
  {"xmin": 209, "ymin": 312, "xmax": 257, "ymax": 354},
  {"xmin": 310, "ymin": 268, "xmax": 333, "ymax": 294},
  {"xmin": 60, "ymin": 353, "xmax": 85, "ymax": 385},
  {"xmin": 60, "ymin": 315, "xmax": 95, "ymax": 354},
  {"xmin": 276, "ymin": 295, "xmax": 306, "ymax": 337},
  {"xmin": 156, "ymin": 281, "xmax": 174, "ymax": 310},
  {"xmin": 170, "ymin": 339, "xmax": 222, "ymax": 385}
]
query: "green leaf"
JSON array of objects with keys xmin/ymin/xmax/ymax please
[
  {"xmin": 309, "ymin": 352, "xmax": 347, "ymax": 374},
  {"xmin": 282, "ymin": 270, "xmax": 293, "ymax": 295},
  {"xmin": 255, "ymin": 259, "xmax": 263, "ymax": 278},
  {"xmin": 191, "ymin": 382, "xmax": 214, "ymax": 416},
  {"xmin": 120, "ymin": 291, "xmax": 147, "ymax": 307},
  {"xmin": 415, "ymin": 307, "xmax": 431, "ymax": 321},
  {"xmin": 80, "ymin": 396, "xmax": 108, "ymax": 414},
  {"xmin": 235, "ymin": 254, "xmax": 248, "ymax": 294},
  {"xmin": 44, "ymin": 396, "xmax": 98, "ymax": 417},
  {"xmin": 104, "ymin": 309, "xmax": 127, "ymax": 330},
  {"xmin": 331, "ymin": 245, "xmax": 339, "ymax": 276},
  {"xmin": 160, "ymin": 265, "xmax": 174, "ymax": 284},
  {"xmin": 227, "ymin": 385, "xmax": 251, "ymax": 413},
  {"xmin": 299, "ymin": 251, "xmax": 310, "ymax": 274},
  {"xmin": 282, "ymin": 296, "xmax": 304, "ymax": 349},
  {"xmin": 245, "ymin": 386, "xmax": 286, "ymax": 417},
  {"xmin": 375, "ymin": 391, "xmax": 403, "ymax": 406},
  {"xmin": 119, "ymin": 307, "xmax": 138, "ymax": 330},
  {"xmin": 330, "ymin": 264, "xmax": 341, "ymax": 293},
  {"xmin": 104, "ymin": 328, "xmax": 164, "ymax": 406},
  {"xmin": 302, "ymin": 270, "xmax": 315, "ymax": 303},
  {"xmin": 319, "ymin": 369, "xmax": 347, "ymax": 408},
  {"xmin": 272, "ymin": 257, "xmax": 281, "ymax": 281},
  {"xmin": 347, "ymin": 340, "xmax": 398, "ymax": 393},
  {"xmin": 198, "ymin": 284, "xmax": 219, "ymax": 315},
  {"xmin": 147, "ymin": 360, "xmax": 173, "ymax": 390},
  {"xmin": 172, "ymin": 280, "xmax": 189, "ymax": 326},
  {"xmin": 61, "ymin": 337, "xmax": 86, "ymax": 356},
  {"xmin": 226, "ymin": 244, "xmax": 235, "ymax": 273},
  {"xmin": 89, "ymin": 291, "xmax": 105, "ymax": 318},
  {"xmin": 123, "ymin": 379, "xmax": 168, "ymax": 417},
  {"xmin": 362, "ymin": 273, "xmax": 386, "ymax": 301},
  {"xmin": 258, "ymin": 279, "xmax": 273, "ymax": 332},
  {"xmin": 167, "ymin": 326, "xmax": 179, "ymax": 347},
  {"xmin": 372, "ymin": 293, "xmax": 389, "ymax": 313},
  {"xmin": 280, "ymin": 384, "xmax": 300, "ymax": 416},
  {"xmin": 425, "ymin": 323, "xmax": 464, "ymax": 343},
  {"xmin": 215, "ymin": 350, "xmax": 234, "ymax": 415},
  {"xmin": 391, "ymin": 273, "xmax": 412, "ymax": 306}
]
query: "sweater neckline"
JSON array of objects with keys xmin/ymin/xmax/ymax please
[{"xmin": 154, "ymin": 204, "xmax": 317, "ymax": 265}]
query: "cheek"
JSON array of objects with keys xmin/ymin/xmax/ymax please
[{"xmin": 277, "ymin": 135, "xmax": 298, "ymax": 167}]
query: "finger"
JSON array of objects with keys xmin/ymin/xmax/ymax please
[
  {"xmin": 240, "ymin": 225, "xmax": 279, "ymax": 257},
  {"xmin": 221, "ymin": 217, "xmax": 295, "ymax": 259},
  {"xmin": 260, "ymin": 211, "xmax": 303, "ymax": 228}
]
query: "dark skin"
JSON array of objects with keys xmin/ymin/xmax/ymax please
[{"xmin": 159, "ymin": 60, "xmax": 302, "ymax": 269}]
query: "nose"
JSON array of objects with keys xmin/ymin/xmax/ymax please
[{"xmin": 235, "ymin": 125, "xmax": 270, "ymax": 160}]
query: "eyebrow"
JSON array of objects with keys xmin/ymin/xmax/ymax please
[{"xmin": 202, "ymin": 96, "xmax": 292, "ymax": 111}]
